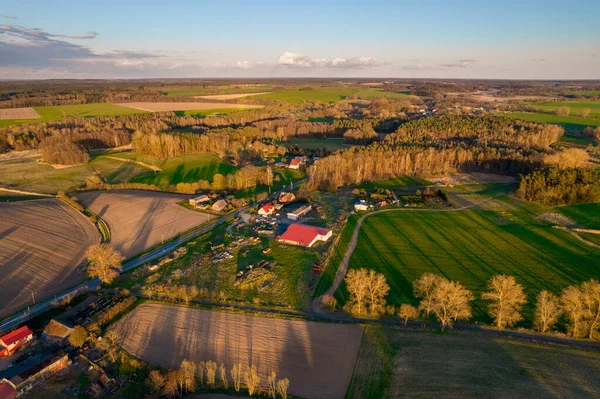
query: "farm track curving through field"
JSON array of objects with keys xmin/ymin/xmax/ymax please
[{"xmin": 313, "ymin": 195, "xmax": 506, "ymax": 314}]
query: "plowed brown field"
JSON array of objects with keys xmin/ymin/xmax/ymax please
[
  {"xmin": 113, "ymin": 303, "xmax": 363, "ymax": 399},
  {"xmin": 116, "ymin": 102, "xmax": 263, "ymax": 112},
  {"xmin": 0, "ymin": 108, "xmax": 40, "ymax": 120},
  {"xmin": 76, "ymin": 190, "xmax": 212, "ymax": 258},
  {"xmin": 0, "ymin": 199, "xmax": 99, "ymax": 318}
]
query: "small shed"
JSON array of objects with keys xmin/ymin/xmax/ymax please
[
  {"xmin": 43, "ymin": 320, "xmax": 74, "ymax": 344},
  {"xmin": 189, "ymin": 195, "xmax": 210, "ymax": 207}
]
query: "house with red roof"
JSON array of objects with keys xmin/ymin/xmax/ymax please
[
  {"xmin": 0, "ymin": 380, "xmax": 17, "ymax": 399},
  {"xmin": 277, "ymin": 224, "xmax": 332, "ymax": 248},
  {"xmin": 258, "ymin": 203, "xmax": 275, "ymax": 216},
  {"xmin": 0, "ymin": 326, "xmax": 33, "ymax": 358},
  {"xmin": 288, "ymin": 159, "xmax": 301, "ymax": 170}
]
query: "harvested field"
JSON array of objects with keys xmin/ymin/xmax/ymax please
[
  {"xmin": 116, "ymin": 102, "xmax": 264, "ymax": 112},
  {"xmin": 0, "ymin": 199, "xmax": 99, "ymax": 318},
  {"xmin": 76, "ymin": 190, "xmax": 213, "ymax": 258},
  {"xmin": 114, "ymin": 303, "xmax": 362, "ymax": 399},
  {"xmin": 0, "ymin": 107, "xmax": 40, "ymax": 120},
  {"xmin": 377, "ymin": 328, "xmax": 600, "ymax": 398},
  {"xmin": 196, "ymin": 92, "xmax": 271, "ymax": 100}
]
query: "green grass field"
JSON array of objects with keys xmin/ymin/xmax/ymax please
[
  {"xmin": 557, "ymin": 203, "xmax": 600, "ymax": 229},
  {"xmin": 285, "ymin": 137, "xmax": 353, "ymax": 151},
  {"xmin": 254, "ymin": 87, "xmax": 408, "ymax": 104},
  {"xmin": 357, "ymin": 176, "xmax": 433, "ymax": 190},
  {"xmin": 0, "ymin": 103, "xmax": 148, "ymax": 127},
  {"xmin": 129, "ymin": 153, "xmax": 238, "ymax": 187},
  {"xmin": 89, "ymin": 156, "xmax": 154, "ymax": 184},
  {"xmin": 163, "ymin": 85, "xmax": 274, "ymax": 96},
  {"xmin": 504, "ymin": 112, "xmax": 600, "ymax": 131},
  {"xmin": 533, "ymin": 100, "xmax": 600, "ymax": 118},
  {"xmin": 337, "ymin": 196, "xmax": 600, "ymax": 324}
]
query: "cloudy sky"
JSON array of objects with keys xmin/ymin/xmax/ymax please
[{"xmin": 1, "ymin": 0, "xmax": 599, "ymax": 79}]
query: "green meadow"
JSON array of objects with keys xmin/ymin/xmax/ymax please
[
  {"xmin": 162, "ymin": 85, "xmax": 274, "ymax": 96},
  {"xmin": 335, "ymin": 196, "xmax": 600, "ymax": 324},
  {"xmin": 285, "ymin": 137, "xmax": 353, "ymax": 151},
  {"xmin": 533, "ymin": 100, "xmax": 600, "ymax": 118},
  {"xmin": 557, "ymin": 203, "xmax": 600, "ymax": 229},
  {"xmin": 503, "ymin": 112, "xmax": 600, "ymax": 131},
  {"xmin": 255, "ymin": 87, "xmax": 409, "ymax": 104},
  {"xmin": 129, "ymin": 153, "xmax": 238, "ymax": 187}
]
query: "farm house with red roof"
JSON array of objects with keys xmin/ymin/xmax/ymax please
[
  {"xmin": 288, "ymin": 159, "xmax": 301, "ymax": 169},
  {"xmin": 0, "ymin": 326, "xmax": 33, "ymax": 358},
  {"xmin": 277, "ymin": 224, "xmax": 332, "ymax": 248},
  {"xmin": 258, "ymin": 203, "xmax": 275, "ymax": 216}
]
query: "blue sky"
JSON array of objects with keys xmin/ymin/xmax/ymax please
[{"xmin": 1, "ymin": 0, "xmax": 599, "ymax": 79}]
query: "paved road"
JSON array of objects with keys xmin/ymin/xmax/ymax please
[{"xmin": 0, "ymin": 179, "xmax": 307, "ymax": 333}]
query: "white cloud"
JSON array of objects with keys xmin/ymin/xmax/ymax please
[
  {"xmin": 277, "ymin": 51, "xmax": 381, "ymax": 69},
  {"xmin": 438, "ymin": 59, "xmax": 475, "ymax": 69}
]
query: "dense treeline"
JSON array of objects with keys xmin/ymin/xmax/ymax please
[
  {"xmin": 517, "ymin": 167, "xmax": 600, "ymax": 205},
  {"xmin": 307, "ymin": 115, "xmax": 559, "ymax": 191},
  {"xmin": 387, "ymin": 115, "xmax": 563, "ymax": 150}
]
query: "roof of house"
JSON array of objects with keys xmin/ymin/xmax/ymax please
[
  {"xmin": 191, "ymin": 194, "xmax": 209, "ymax": 201},
  {"xmin": 289, "ymin": 159, "xmax": 301, "ymax": 166},
  {"xmin": 0, "ymin": 381, "xmax": 16, "ymax": 399},
  {"xmin": 43, "ymin": 320, "xmax": 73, "ymax": 339},
  {"xmin": 0, "ymin": 326, "xmax": 32, "ymax": 347},
  {"xmin": 212, "ymin": 199, "xmax": 228, "ymax": 210},
  {"xmin": 260, "ymin": 204, "xmax": 274, "ymax": 213},
  {"xmin": 279, "ymin": 224, "xmax": 331, "ymax": 246}
]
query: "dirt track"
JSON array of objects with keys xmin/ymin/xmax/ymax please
[
  {"xmin": 0, "ymin": 199, "xmax": 99, "ymax": 318},
  {"xmin": 76, "ymin": 190, "xmax": 213, "ymax": 258},
  {"xmin": 113, "ymin": 303, "xmax": 363, "ymax": 399},
  {"xmin": 0, "ymin": 107, "xmax": 40, "ymax": 120},
  {"xmin": 116, "ymin": 102, "xmax": 264, "ymax": 112}
]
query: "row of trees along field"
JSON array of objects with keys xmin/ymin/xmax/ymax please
[
  {"xmin": 339, "ymin": 269, "xmax": 600, "ymax": 339},
  {"xmin": 148, "ymin": 359, "xmax": 290, "ymax": 399},
  {"xmin": 517, "ymin": 167, "xmax": 600, "ymax": 205},
  {"xmin": 306, "ymin": 115, "xmax": 564, "ymax": 191}
]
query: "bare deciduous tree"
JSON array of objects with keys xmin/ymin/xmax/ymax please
[
  {"xmin": 581, "ymin": 107, "xmax": 591, "ymax": 118},
  {"xmin": 245, "ymin": 364, "xmax": 260, "ymax": 396},
  {"xmin": 482, "ymin": 275, "xmax": 527, "ymax": 328},
  {"xmin": 580, "ymin": 279, "xmax": 600, "ymax": 339},
  {"xmin": 365, "ymin": 269, "xmax": 390, "ymax": 315},
  {"xmin": 231, "ymin": 362, "xmax": 243, "ymax": 392},
  {"xmin": 414, "ymin": 274, "xmax": 474, "ymax": 330},
  {"xmin": 180, "ymin": 360, "xmax": 196, "ymax": 393},
  {"xmin": 556, "ymin": 106, "xmax": 570, "ymax": 116},
  {"xmin": 267, "ymin": 371, "xmax": 277, "ymax": 399},
  {"xmin": 277, "ymin": 378, "xmax": 290, "ymax": 399},
  {"xmin": 219, "ymin": 363, "xmax": 228, "ymax": 389},
  {"xmin": 534, "ymin": 290, "xmax": 562, "ymax": 333},
  {"xmin": 398, "ymin": 304, "xmax": 419, "ymax": 326},
  {"xmin": 164, "ymin": 371, "xmax": 178, "ymax": 398},
  {"xmin": 413, "ymin": 273, "xmax": 444, "ymax": 317},
  {"xmin": 86, "ymin": 243, "xmax": 122, "ymax": 284},
  {"xmin": 148, "ymin": 370, "xmax": 165, "ymax": 392},
  {"xmin": 561, "ymin": 285, "xmax": 586, "ymax": 338},
  {"xmin": 205, "ymin": 360, "xmax": 217, "ymax": 387},
  {"xmin": 345, "ymin": 269, "xmax": 369, "ymax": 316}
]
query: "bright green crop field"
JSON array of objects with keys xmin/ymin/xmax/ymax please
[
  {"xmin": 557, "ymin": 203, "xmax": 600, "ymax": 229},
  {"xmin": 130, "ymin": 153, "xmax": 238, "ymax": 187},
  {"xmin": 503, "ymin": 112, "xmax": 600, "ymax": 131},
  {"xmin": 0, "ymin": 103, "xmax": 148, "ymax": 127},
  {"xmin": 163, "ymin": 85, "xmax": 274, "ymax": 96},
  {"xmin": 533, "ymin": 100, "xmax": 600, "ymax": 118},
  {"xmin": 336, "ymin": 197, "xmax": 600, "ymax": 323},
  {"xmin": 255, "ymin": 87, "xmax": 408, "ymax": 104}
]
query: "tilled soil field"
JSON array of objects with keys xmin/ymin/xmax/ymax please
[
  {"xmin": 0, "ymin": 107, "xmax": 41, "ymax": 120},
  {"xmin": 113, "ymin": 303, "xmax": 363, "ymax": 399},
  {"xmin": 76, "ymin": 190, "xmax": 212, "ymax": 258},
  {"xmin": 0, "ymin": 199, "xmax": 99, "ymax": 318},
  {"xmin": 116, "ymin": 102, "xmax": 263, "ymax": 112}
]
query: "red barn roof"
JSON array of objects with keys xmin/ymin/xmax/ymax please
[
  {"xmin": 0, "ymin": 382, "xmax": 16, "ymax": 399},
  {"xmin": 278, "ymin": 224, "xmax": 331, "ymax": 247},
  {"xmin": 0, "ymin": 326, "xmax": 32, "ymax": 347},
  {"xmin": 260, "ymin": 204, "xmax": 274, "ymax": 214},
  {"xmin": 289, "ymin": 159, "xmax": 301, "ymax": 166}
]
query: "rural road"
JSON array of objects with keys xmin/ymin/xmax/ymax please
[
  {"xmin": 0, "ymin": 179, "xmax": 307, "ymax": 333},
  {"xmin": 314, "ymin": 194, "xmax": 504, "ymax": 312}
]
